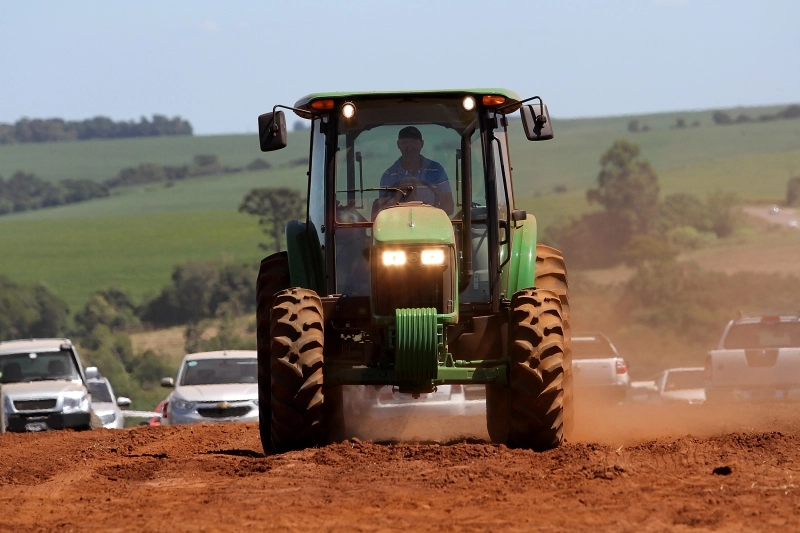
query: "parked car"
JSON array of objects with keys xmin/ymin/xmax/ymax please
[
  {"xmin": 0, "ymin": 338, "xmax": 94, "ymax": 432},
  {"xmin": 85, "ymin": 367, "xmax": 130, "ymax": 429},
  {"xmin": 160, "ymin": 351, "xmax": 258, "ymax": 425},
  {"xmin": 705, "ymin": 315, "xmax": 800, "ymax": 402},
  {"xmin": 628, "ymin": 380, "xmax": 659, "ymax": 404},
  {"xmin": 655, "ymin": 367, "xmax": 705, "ymax": 405},
  {"xmin": 349, "ymin": 384, "xmax": 486, "ymax": 419},
  {"xmin": 571, "ymin": 332, "xmax": 631, "ymax": 403}
]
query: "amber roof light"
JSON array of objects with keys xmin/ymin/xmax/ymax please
[
  {"xmin": 482, "ymin": 95, "xmax": 506, "ymax": 106},
  {"xmin": 310, "ymin": 99, "xmax": 335, "ymax": 110}
]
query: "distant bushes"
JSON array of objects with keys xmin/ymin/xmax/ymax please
[
  {"xmin": 0, "ymin": 171, "xmax": 109, "ymax": 214},
  {"xmin": 0, "ymin": 276, "xmax": 69, "ymax": 341},
  {"xmin": 712, "ymin": 104, "xmax": 800, "ymax": 126},
  {"xmin": 0, "ymin": 115, "xmax": 192, "ymax": 145}
]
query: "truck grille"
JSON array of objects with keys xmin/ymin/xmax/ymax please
[
  {"xmin": 14, "ymin": 399, "xmax": 58, "ymax": 411},
  {"xmin": 196, "ymin": 406, "xmax": 251, "ymax": 419}
]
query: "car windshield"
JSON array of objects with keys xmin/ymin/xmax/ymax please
[
  {"xmin": 87, "ymin": 381, "xmax": 114, "ymax": 403},
  {"xmin": 0, "ymin": 350, "xmax": 80, "ymax": 384},
  {"xmin": 723, "ymin": 321, "xmax": 800, "ymax": 349},
  {"xmin": 664, "ymin": 370, "xmax": 704, "ymax": 391},
  {"xmin": 180, "ymin": 358, "xmax": 257, "ymax": 386},
  {"xmin": 571, "ymin": 337, "xmax": 617, "ymax": 359}
]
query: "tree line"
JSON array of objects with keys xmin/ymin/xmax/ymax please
[
  {"xmin": 0, "ymin": 115, "xmax": 192, "ymax": 144},
  {"xmin": 712, "ymin": 104, "xmax": 800, "ymax": 126},
  {"xmin": 0, "ymin": 155, "xmax": 273, "ymax": 216}
]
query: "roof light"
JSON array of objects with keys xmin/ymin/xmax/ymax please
[
  {"xmin": 310, "ymin": 99, "xmax": 335, "ymax": 110},
  {"xmin": 482, "ymin": 95, "xmax": 506, "ymax": 106},
  {"xmin": 342, "ymin": 102, "xmax": 356, "ymax": 119},
  {"xmin": 761, "ymin": 316, "xmax": 781, "ymax": 322},
  {"xmin": 462, "ymin": 96, "xmax": 476, "ymax": 111}
]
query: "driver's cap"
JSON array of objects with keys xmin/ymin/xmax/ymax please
[{"xmin": 398, "ymin": 126, "xmax": 422, "ymax": 141}]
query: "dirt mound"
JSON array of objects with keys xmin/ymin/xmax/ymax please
[{"xmin": 2, "ymin": 404, "xmax": 800, "ymax": 532}]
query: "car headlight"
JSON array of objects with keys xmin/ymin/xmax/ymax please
[
  {"xmin": 252, "ymin": 398, "xmax": 259, "ymax": 407},
  {"xmin": 382, "ymin": 251, "xmax": 406, "ymax": 266},
  {"xmin": 62, "ymin": 392, "xmax": 90, "ymax": 413},
  {"xmin": 99, "ymin": 412, "xmax": 116, "ymax": 424},
  {"xmin": 420, "ymin": 248, "xmax": 445, "ymax": 265},
  {"xmin": 171, "ymin": 399, "xmax": 196, "ymax": 412},
  {"xmin": 3, "ymin": 392, "xmax": 13, "ymax": 413}
]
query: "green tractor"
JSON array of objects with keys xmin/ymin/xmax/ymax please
[{"xmin": 256, "ymin": 89, "xmax": 572, "ymax": 452}]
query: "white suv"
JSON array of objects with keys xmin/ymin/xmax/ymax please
[{"xmin": 0, "ymin": 338, "xmax": 93, "ymax": 432}]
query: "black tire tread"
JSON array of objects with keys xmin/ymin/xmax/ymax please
[
  {"xmin": 508, "ymin": 288, "xmax": 567, "ymax": 451},
  {"xmin": 270, "ymin": 288, "xmax": 327, "ymax": 452},
  {"xmin": 256, "ymin": 252, "xmax": 290, "ymax": 454}
]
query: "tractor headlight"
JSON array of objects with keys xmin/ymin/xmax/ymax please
[
  {"xmin": 420, "ymin": 249, "xmax": 445, "ymax": 265},
  {"xmin": 62, "ymin": 392, "xmax": 90, "ymax": 413},
  {"xmin": 382, "ymin": 251, "xmax": 406, "ymax": 266}
]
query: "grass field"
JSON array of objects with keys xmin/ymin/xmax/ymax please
[{"xmin": 1, "ymin": 102, "xmax": 799, "ymax": 313}]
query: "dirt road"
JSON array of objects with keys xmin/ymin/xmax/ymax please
[{"xmin": 2, "ymin": 403, "xmax": 800, "ymax": 532}]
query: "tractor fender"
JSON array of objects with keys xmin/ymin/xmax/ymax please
[
  {"xmin": 506, "ymin": 214, "xmax": 538, "ymax": 295},
  {"xmin": 285, "ymin": 220, "xmax": 325, "ymax": 294}
]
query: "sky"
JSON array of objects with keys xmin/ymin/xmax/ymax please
[{"xmin": 1, "ymin": 0, "xmax": 798, "ymax": 135}]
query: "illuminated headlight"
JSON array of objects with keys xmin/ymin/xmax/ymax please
[
  {"xmin": 62, "ymin": 392, "xmax": 90, "ymax": 413},
  {"xmin": 342, "ymin": 102, "xmax": 356, "ymax": 119},
  {"xmin": 421, "ymin": 249, "xmax": 445, "ymax": 265},
  {"xmin": 172, "ymin": 399, "xmax": 196, "ymax": 412},
  {"xmin": 462, "ymin": 96, "xmax": 476, "ymax": 111},
  {"xmin": 382, "ymin": 251, "xmax": 406, "ymax": 266}
]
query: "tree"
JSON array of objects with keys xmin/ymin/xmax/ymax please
[
  {"xmin": 705, "ymin": 190, "xmax": 742, "ymax": 237},
  {"xmin": 239, "ymin": 187, "xmax": 305, "ymax": 253},
  {"xmin": 712, "ymin": 111, "xmax": 732, "ymax": 125},
  {"xmin": 0, "ymin": 276, "xmax": 69, "ymax": 341},
  {"xmin": 74, "ymin": 287, "xmax": 139, "ymax": 336},
  {"xmin": 586, "ymin": 140, "xmax": 660, "ymax": 234},
  {"xmin": 787, "ymin": 176, "xmax": 800, "ymax": 207}
]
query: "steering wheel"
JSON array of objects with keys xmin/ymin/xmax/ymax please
[{"xmin": 392, "ymin": 178, "xmax": 439, "ymax": 206}]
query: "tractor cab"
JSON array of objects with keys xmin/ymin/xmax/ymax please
[{"xmin": 256, "ymin": 89, "xmax": 570, "ymax": 453}]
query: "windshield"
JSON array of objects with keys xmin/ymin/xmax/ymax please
[
  {"xmin": 334, "ymin": 98, "xmax": 484, "ymax": 224},
  {"xmin": 723, "ymin": 321, "xmax": 800, "ymax": 349},
  {"xmin": 0, "ymin": 350, "xmax": 81, "ymax": 384},
  {"xmin": 179, "ymin": 357, "xmax": 257, "ymax": 386},
  {"xmin": 664, "ymin": 370, "xmax": 704, "ymax": 391},
  {"xmin": 572, "ymin": 337, "xmax": 617, "ymax": 359},
  {"xmin": 87, "ymin": 380, "xmax": 114, "ymax": 402}
]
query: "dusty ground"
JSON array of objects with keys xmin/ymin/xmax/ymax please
[{"xmin": 2, "ymin": 403, "xmax": 800, "ymax": 532}]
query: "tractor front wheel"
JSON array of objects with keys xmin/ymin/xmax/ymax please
[
  {"xmin": 507, "ymin": 288, "xmax": 568, "ymax": 451},
  {"xmin": 255, "ymin": 252, "xmax": 290, "ymax": 454},
  {"xmin": 270, "ymin": 288, "xmax": 342, "ymax": 452}
]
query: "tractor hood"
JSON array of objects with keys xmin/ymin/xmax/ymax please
[{"xmin": 373, "ymin": 203, "xmax": 455, "ymax": 246}]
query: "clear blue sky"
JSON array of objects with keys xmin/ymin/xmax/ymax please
[{"xmin": 1, "ymin": 0, "xmax": 798, "ymax": 134}]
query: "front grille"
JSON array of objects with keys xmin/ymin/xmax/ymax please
[
  {"xmin": 372, "ymin": 247, "xmax": 455, "ymax": 316},
  {"xmin": 196, "ymin": 406, "xmax": 251, "ymax": 419},
  {"xmin": 14, "ymin": 399, "xmax": 58, "ymax": 411}
]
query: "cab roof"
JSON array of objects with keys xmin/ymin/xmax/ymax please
[{"xmin": 294, "ymin": 88, "xmax": 523, "ymax": 116}]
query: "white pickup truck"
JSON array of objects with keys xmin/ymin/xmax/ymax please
[
  {"xmin": 571, "ymin": 332, "xmax": 630, "ymax": 403},
  {"xmin": 705, "ymin": 315, "xmax": 800, "ymax": 401}
]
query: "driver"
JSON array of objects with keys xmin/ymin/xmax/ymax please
[{"xmin": 371, "ymin": 126, "xmax": 454, "ymax": 218}]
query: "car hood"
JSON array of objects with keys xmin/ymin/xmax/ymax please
[
  {"xmin": 661, "ymin": 389, "xmax": 706, "ymax": 403},
  {"xmin": 2, "ymin": 380, "xmax": 85, "ymax": 399},
  {"xmin": 173, "ymin": 383, "xmax": 258, "ymax": 403}
]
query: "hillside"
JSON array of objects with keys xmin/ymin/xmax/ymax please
[{"xmin": 1, "ymin": 103, "xmax": 799, "ymax": 311}]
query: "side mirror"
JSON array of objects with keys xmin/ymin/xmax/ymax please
[
  {"xmin": 160, "ymin": 377, "xmax": 175, "ymax": 388},
  {"xmin": 85, "ymin": 366, "xmax": 99, "ymax": 379},
  {"xmin": 116, "ymin": 396, "xmax": 132, "ymax": 407},
  {"xmin": 258, "ymin": 110, "xmax": 288, "ymax": 152},
  {"xmin": 520, "ymin": 103, "xmax": 554, "ymax": 141}
]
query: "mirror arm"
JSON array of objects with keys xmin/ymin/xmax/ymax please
[{"xmin": 499, "ymin": 95, "xmax": 547, "ymax": 125}]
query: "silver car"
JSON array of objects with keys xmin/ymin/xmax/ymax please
[
  {"xmin": 160, "ymin": 350, "xmax": 258, "ymax": 425},
  {"xmin": 85, "ymin": 368, "xmax": 131, "ymax": 429},
  {"xmin": 0, "ymin": 338, "xmax": 93, "ymax": 432},
  {"xmin": 656, "ymin": 367, "xmax": 706, "ymax": 405}
]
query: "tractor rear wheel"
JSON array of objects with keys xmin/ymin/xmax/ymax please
[
  {"xmin": 270, "ymin": 288, "xmax": 342, "ymax": 452},
  {"xmin": 507, "ymin": 288, "xmax": 567, "ymax": 451},
  {"xmin": 256, "ymin": 252, "xmax": 290, "ymax": 454},
  {"xmin": 534, "ymin": 244, "xmax": 573, "ymax": 438}
]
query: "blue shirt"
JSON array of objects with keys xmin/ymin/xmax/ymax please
[{"xmin": 379, "ymin": 155, "xmax": 451, "ymax": 206}]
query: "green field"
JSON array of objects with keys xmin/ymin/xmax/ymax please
[{"xmin": 1, "ymin": 103, "xmax": 799, "ymax": 312}]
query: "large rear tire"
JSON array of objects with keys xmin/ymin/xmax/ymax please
[
  {"xmin": 270, "ymin": 288, "xmax": 342, "ymax": 452},
  {"xmin": 507, "ymin": 288, "xmax": 567, "ymax": 451},
  {"xmin": 256, "ymin": 252, "xmax": 290, "ymax": 454},
  {"xmin": 534, "ymin": 245, "xmax": 573, "ymax": 438}
]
